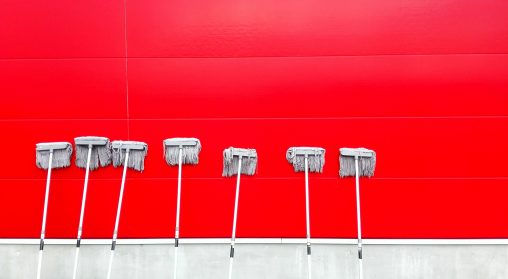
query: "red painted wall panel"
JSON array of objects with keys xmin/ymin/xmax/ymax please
[
  {"xmin": 363, "ymin": 178, "xmax": 508, "ymax": 238},
  {"xmin": 0, "ymin": 0, "xmax": 125, "ymax": 58},
  {"xmin": 0, "ymin": 0, "xmax": 507, "ymax": 239},
  {"xmin": 0, "ymin": 180, "xmax": 46, "ymax": 238},
  {"xmin": 0, "ymin": 59, "xmax": 127, "ymax": 119},
  {"xmin": 127, "ymin": 0, "xmax": 508, "ymax": 57},
  {"xmin": 128, "ymin": 56, "xmax": 508, "ymax": 119}
]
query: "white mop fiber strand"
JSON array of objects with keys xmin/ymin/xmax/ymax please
[
  {"xmin": 36, "ymin": 143, "xmax": 72, "ymax": 170},
  {"xmin": 112, "ymin": 141, "xmax": 148, "ymax": 172},
  {"xmin": 222, "ymin": 147, "xmax": 257, "ymax": 177},
  {"xmin": 286, "ymin": 147, "xmax": 325, "ymax": 173},
  {"xmin": 164, "ymin": 138, "xmax": 201, "ymax": 166},
  {"xmin": 339, "ymin": 148, "xmax": 376, "ymax": 178},
  {"xmin": 75, "ymin": 137, "xmax": 112, "ymax": 170}
]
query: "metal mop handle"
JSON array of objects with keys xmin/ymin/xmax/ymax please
[
  {"xmin": 228, "ymin": 156, "xmax": 242, "ymax": 279},
  {"xmin": 107, "ymin": 149, "xmax": 130, "ymax": 279},
  {"xmin": 354, "ymin": 156, "xmax": 363, "ymax": 279},
  {"xmin": 72, "ymin": 145, "xmax": 92, "ymax": 279},
  {"xmin": 304, "ymin": 155, "xmax": 312, "ymax": 279},
  {"xmin": 173, "ymin": 147, "xmax": 183, "ymax": 279},
  {"xmin": 36, "ymin": 150, "xmax": 53, "ymax": 279}
]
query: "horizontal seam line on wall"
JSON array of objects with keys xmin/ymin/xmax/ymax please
[
  {"xmin": 1, "ymin": 116, "xmax": 508, "ymax": 122},
  {"xmin": 1, "ymin": 177, "xmax": 507, "ymax": 181},
  {"xmin": 1, "ymin": 53, "xmax": 508, "ymax": 60}
]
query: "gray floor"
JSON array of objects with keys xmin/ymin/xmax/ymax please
[{"xmin": 1, "ymin": 244, "xmax": 507, "ymax": 279}]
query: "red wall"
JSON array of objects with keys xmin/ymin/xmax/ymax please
[{"xmin": 1, "ymin": 0, "xmax": 507, "ymax": 239}]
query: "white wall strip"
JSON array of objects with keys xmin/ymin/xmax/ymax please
[
  {"xmin": 363, "ymin": 239, "xmax": 508, "ymax": 245},
  {"xmin": 1, "ymin": 238, "xmax": 508, "ymax": 245}
]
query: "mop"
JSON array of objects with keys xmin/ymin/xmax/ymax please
[
  {"xmin": 106, "ymin": 140, "xmax": 148, "ymax": 279},
  {"xmin": 163, "ymin": 138, "xmax": 201, "ymax": 279},
  {"xmin": 72, "ymin": 136, "xmax": 112, "ymax": 279},
  {"xmin": 222, "ymin": 147, "xmax": 257, "ymax": 279},
  {"xmin": 35, "ymin": 142, "xmax": 73, "ymax": 279},
  {"xmin": 286, "ymin": 147, "xmax": 325, "ymax": 279},
  {"xmin": 339, "ymin": 147, "xmax": 376, "ymax": 279}
]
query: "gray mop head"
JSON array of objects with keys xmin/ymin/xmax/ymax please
[
  {"xmin": 339, "ymin": 147, "xmax": 376, "ymax": 178},
  {"xmin": 286, "ymin": 147, "xmax": 325, "ymax": 173},
  {"xmin": 36, "ymin": 142, "xmax": 73, "ymax": 170},
  {"xmin": 112, "ymin": 140, "xmax": 148, "ymax": 172},
  {"xmin": 222, "ymin": 147, "xmax": 257, "ymax": 177},
  {"xmin": 74, "ymin": 136, "xmax": 112, "ymax": 170},
  {"xmin": 163, "ymin": 137, "xmax": 201, "ymax": 166}
]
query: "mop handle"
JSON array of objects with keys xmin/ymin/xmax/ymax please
[
  {"xmin": 107, "ymin": 150, "xmax": 130, "ymax": 279},
  {"xmin": 36, "ymin": 150, "xmax": 53, "ymax": 279},
  {"xmin": 174, "ymin": 147, "xmax": 183, "ymax": 279},
  {"xmin": 77, "ymin": 145, "xmax": 92, "ymax": 245},
  {"xmin": 228, "ymin": 156, "xmax": 242, "ymax": 279},
  {"xmin": 175, "ymin": 147, "xmax": 183, "ymax": 244},
  {"xmin": 354, "ymin": 156, "xmax": 363, "ymax": 279},
  {"xmin": 72, "ymin": 145, "xmax": 92, "ymax": 279},
  {"xmin": 112, "ymin": 150, "xmax": 130, "ymax": 247},
  {"xmin": 304, "ymin": 155, "xmax": 312, "ymax": 279},
  {"xmin": 40, "ymin": 150, "xmax": 53, "ymax": 249}
]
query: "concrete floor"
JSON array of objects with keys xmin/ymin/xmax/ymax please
[{"xmin": 1, "ymin": 243, "xmax": 507, "ymax": 279}]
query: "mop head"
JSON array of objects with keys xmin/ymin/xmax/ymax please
[
  {"xmin": 74, "ymin": 136, "xmax": 112, "ymax": 170},
  {"xmin": 163, "ymin": 138, "xmax": 201, "ymax": 166},
  {"xmin": 286, "ymin": 147, "xmax": 325, "ymax": 173},
  {"xmin": 35, "ymin": 142, "xmax": 73, "ymax": 170},
  {"xmin": 112, "ymin": 140, "xmax": 148, "ymax": 172},
  {"xmin": 222, "ymin": 147, "xmax": 257, "ymax": 177},
  {"xmin": 339, "ymin": 147, "xmax": 376, "ymax": 178}
]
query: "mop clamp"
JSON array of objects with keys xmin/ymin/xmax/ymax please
[
  {"xmin": 74, "ymin": 136, "xmax": 110, "ymax": 146},
  {"xmin": 230, "ymin": 246, "xmax": 235, "ymax": 258},
  {"xmin": 228, "ymin": 148, "xmax": 257, "ymax": 158},
  {"xmin": 36, "ymin": 142, "xmax": 71, "ymax": 151},
  {"xmin": 340, "ymin": 147, "xmax": 374, "ymax": 158},
  {"xmin": 307, "ymin": 244, "xmax": 311, "ymax": 255},
  {"xmin": 76, "ymin": 239, "xmax": 81, "ymax": 248},
  {"xmin": 39, "ymin": 239, "xmax": 44, "ymax": 250},
  {"xmin": 112, "ymin": 141, "xmax": 147, "ymax": 151},
  {"xmin": 288, "ymin": 147, "xmax": 325, "ymax": 157},
  {"xmin": 111, "ymin": 240, "xmax": 116, "ymax": 251},
  {"xmin": 175, "ymin": 238, "xmax": 179, "ymax": 247},
  {"xmin": 358, "ymin": 247, "xmax": 363, "ymax": 259},
  {"xmin": 163, "ymin": 138, "xmax": 200, "ymax": 147}
]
